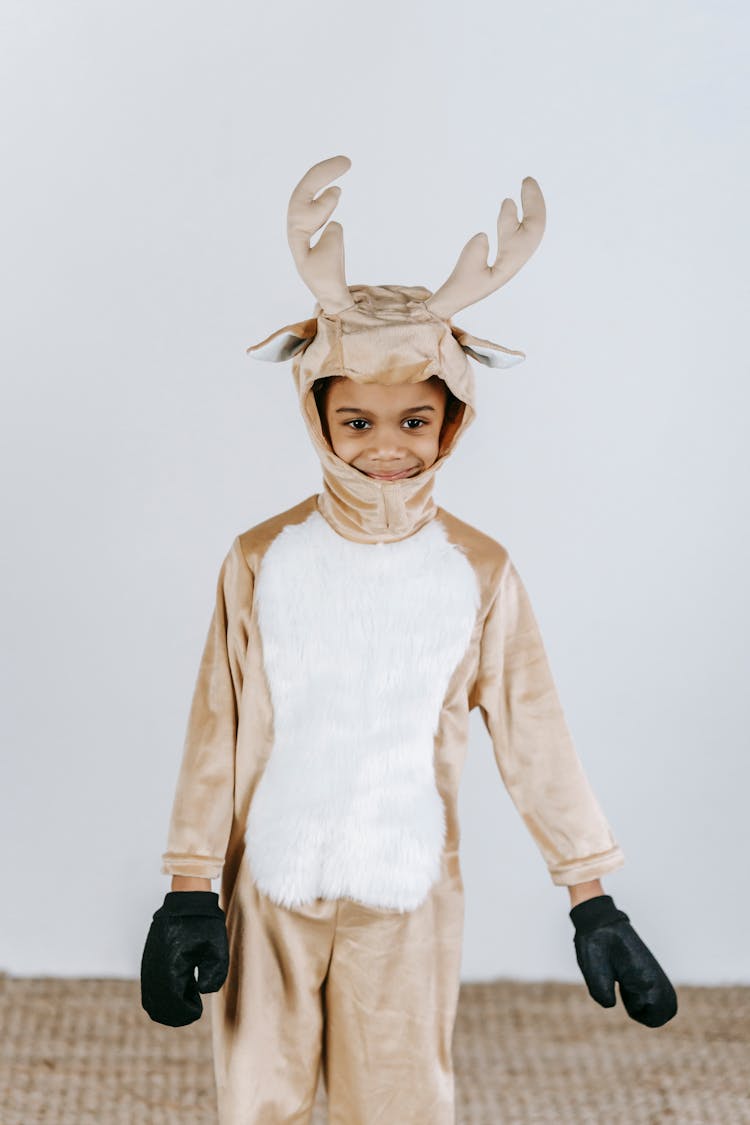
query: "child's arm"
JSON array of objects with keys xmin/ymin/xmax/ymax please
[
  {"xmin": 568, "ymin": 877, "xmax": 605, "ymax": 906},
  {"xmin": 160, "ymin": 536, "xmax": 255, "ymax": 884},
  {"xmin": 470, "ymin": 565, "xmax": 678, "ymax": 1028},
  {"xmin": 171, "ymin": 876, "xmax": 212, "ymax": 891},
  {"xmin": 141, "ymin": 534, "xmax": 249, "ymax": 1027},
  {"xmin": 470, "ymin": 555, "xmax": 625, "ymax": 887}
]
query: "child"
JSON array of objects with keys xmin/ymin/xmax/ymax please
[{"xmin": 141, "ymin": 156, "xmax": 677, "ymax": 1124}]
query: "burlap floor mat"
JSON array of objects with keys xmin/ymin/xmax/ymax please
[{"xmin": 1, "ymin": 973, "xmax": 748, "ymax": 1123}]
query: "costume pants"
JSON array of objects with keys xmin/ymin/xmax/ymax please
[{"xmin": 209, "ymin": 849, "xmax": 465, "ymax": 1124}]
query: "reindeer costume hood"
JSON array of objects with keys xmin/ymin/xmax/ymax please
[{"xmin": 245, "ymin": 155, "xmax": 546, "ymax": 543}]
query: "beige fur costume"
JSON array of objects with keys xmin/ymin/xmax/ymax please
[{"xmin": 160, "ymin": 156, "xmax": 625, "ymax": 1124}]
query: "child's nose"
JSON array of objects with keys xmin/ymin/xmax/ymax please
[{"xmin": 369, "ymin": 431, "xmax": 411, "ymax": 456}]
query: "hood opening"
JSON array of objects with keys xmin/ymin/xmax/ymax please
[{"xmin": 311, "ymin": 374, "xmax": 467, "ymax": 464}]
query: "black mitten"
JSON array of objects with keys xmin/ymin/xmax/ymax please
[
  {"xmin": 140, "ymin": 890, "xmax": 229, "ymax": 1027},
  {"xmin": 569, "ymin": 894, "xmax": 677, "ymax": 1028}
]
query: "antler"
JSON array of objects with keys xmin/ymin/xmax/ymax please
[
  {"xmin": 287, "ymin": 155, "xmax": 355, "ymax": 315},
  {"xmin": 425, "ymin": 177, "xmax": 546, "ymax": 321}
]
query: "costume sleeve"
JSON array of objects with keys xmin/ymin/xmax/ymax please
[
  {"xmin": 160, "ymin": 536, "xmax": 254, "ymax": 880},
  {"xmin": 470, "ymin": 555, "xmax": 625, "ymax": 886}
]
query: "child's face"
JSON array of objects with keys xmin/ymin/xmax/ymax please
[{"xmin": 323, "ymin": 376, "xmax": 448, "ymax": 480}]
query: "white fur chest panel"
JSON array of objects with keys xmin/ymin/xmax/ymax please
[{"xmin": 245, "ymin": 509, "xmax": 481, "ymax": 912}]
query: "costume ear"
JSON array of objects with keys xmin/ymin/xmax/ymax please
[
  {"xmin": 451, "ymin": 325, "xmax": 526, "ymax": 369},
  {"xmin": 245, "ymin": 317, "xmax": 319, "ymax": 362}
]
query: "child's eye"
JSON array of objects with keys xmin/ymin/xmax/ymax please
[{"xmin": 345, "ymin": 418, "xmax": 427, "ymax": 431}]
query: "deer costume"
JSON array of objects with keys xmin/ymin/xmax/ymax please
[{"xmin": 144, "ymin": 156, "xmax": 676, "ymax": 1124}]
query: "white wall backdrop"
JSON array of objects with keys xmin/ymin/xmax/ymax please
[{"xmin": 1, "ymin": 0, "xmax": 747, "ymax": 984}]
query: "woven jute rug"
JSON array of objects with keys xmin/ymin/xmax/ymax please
[{"xmin": 1, "ymin": 973, "xmax": 749, "ymax": 1124}]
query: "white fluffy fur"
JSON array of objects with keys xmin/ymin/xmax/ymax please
[{"xmin": 245, "ymin": 510, "xmax": 481, "ymax": 912}]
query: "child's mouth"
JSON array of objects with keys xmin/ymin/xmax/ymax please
[{"xmin": 366, "ymin": 468, "xmax": 416, "ymax": 480}]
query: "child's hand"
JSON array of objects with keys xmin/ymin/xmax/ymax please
[
  {"xmin": 140, "ymin": 890, "xmax": 229, "ymax": 1027},
  {"xmin": 569, "ymin": 894, "xmax": 678, "ymax": 1027}
]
